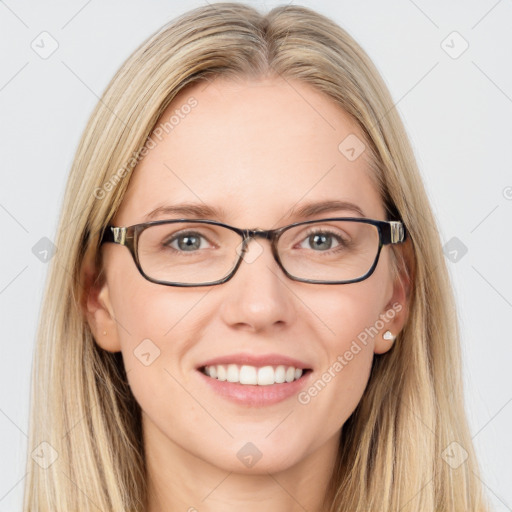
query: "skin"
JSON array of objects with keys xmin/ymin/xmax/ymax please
[{"xmin": 84, "ymin": 75, "xmax": 409, "ymax": 512}]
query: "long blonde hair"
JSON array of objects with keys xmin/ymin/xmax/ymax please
[{"xmin": 23, "ymin": 3, "xmax": 489, "ymax": 510}]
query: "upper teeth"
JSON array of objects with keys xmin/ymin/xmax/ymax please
[{"xmin": 203, "ymin": 364, "xmax": 304, "ymax": 386}]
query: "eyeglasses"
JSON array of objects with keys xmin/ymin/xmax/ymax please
[{"xmin": 100, "ymin": 217, "xmax": 407, "ymax": 287}]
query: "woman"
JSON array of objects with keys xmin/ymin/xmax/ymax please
[{"xmin": 23, "ymin": 3, "xmax": 489, "ymax": 511}]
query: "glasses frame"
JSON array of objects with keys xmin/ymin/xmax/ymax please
[{"xmin": 100, "ymin": 217, "xmax": 407, "ymax": 287}]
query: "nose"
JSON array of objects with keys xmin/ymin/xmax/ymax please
[{"xmin": 218, "ymin": 236, "xmax": 296, "ymax": 333}]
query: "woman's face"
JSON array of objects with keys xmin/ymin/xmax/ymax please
[{"xmin": 87, "ymin": 76, "xmax": 407, "ymax": 477}]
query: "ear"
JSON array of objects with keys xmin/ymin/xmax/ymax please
[
  {"xmin": 81, "ymin": 257, "xmax": 121, "ymax": 353},
  {"xmin": 374, "ymin": 239, "xmax": 414, "ymax": 355}
]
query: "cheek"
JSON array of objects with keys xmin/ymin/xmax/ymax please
[
  {"xmin": 327, "ymin": 255, "xmax": 394, "ymax": 355},
  {"xmin": 295, "ymin": 280, "xmax": 388, "ymax": 427},
  {"xmin": 309, "ymin": 273, "xmax": 388, "ymax": 353},
  {"xmin": 107, "ymin": 270, "xmax": 204, "ymax": 393},
  {"xmin": 108, "ymin": 282, "xmax": 215, "ymax": 444}
]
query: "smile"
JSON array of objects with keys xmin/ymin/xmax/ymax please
[
  {"xmin": 200, "ymin": 363, "xmax": 311, "ymax": 385},
  {"xmin": 197, "ymin": 364, "xmax": 313, "ymax": 407}
]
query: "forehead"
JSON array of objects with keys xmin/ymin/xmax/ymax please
[{"xmin": 114, "ymin": 76, "xmax": 384, "ymax": 226}]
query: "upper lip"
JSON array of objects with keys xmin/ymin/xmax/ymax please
[{"xmin": 197, "ymin": 353, "xmax": 312, "ymax": 370}]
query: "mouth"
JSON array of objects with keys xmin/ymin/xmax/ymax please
[{"xmin": 198, "ymin": 364, "xmax": 313, "ymax": 386}]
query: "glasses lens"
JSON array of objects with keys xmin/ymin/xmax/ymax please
[
  {"xmin": 138, "ymin": 222, "xmax": 241, "ymax": 285},
  {"xmin": 278, "ymin": 220, "xmax": 380, "ymax": 282}
]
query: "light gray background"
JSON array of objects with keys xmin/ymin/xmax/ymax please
[{"xmin": 1, "ymin": 1, "xmax": 511, "ymax": 510}]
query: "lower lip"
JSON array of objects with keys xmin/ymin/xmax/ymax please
[{"xmin": 196, "ymin": 369, "xmax": 313, "ymax": 406}]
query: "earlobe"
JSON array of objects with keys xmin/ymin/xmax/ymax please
[
  {"xmin": 82, "ymin": 262, "xmax": 122, "ymax": 353},
  {"xmin": 374, "ymin": 299, "xmax": 407, "ymax": 355},
  {"xmin": 374, "ymin": 313, "xmax": 402, "ymax": 355}
]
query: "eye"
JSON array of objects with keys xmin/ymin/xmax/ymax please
[
  {"xmin": 165, "ymin": 231, "xmax": 211, "ymax": 252},
  {"xmin": 298, "ymin": 229, "xmax": 346, "ymax": 251}
]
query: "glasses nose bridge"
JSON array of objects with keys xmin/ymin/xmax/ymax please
[
  {"xmin": 239, "ymin": 227, "xmax": 280, "ymax": 258},
  {"xmin": 242, "ymin": 227, "xmax": 278, "ymax": 245},
  {"xmin": 245, "ymin": 227, "xmax": 275, "ymax": 238}
]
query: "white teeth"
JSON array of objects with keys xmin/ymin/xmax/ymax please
[
  {"xmin": 202, "ymin": 364, "xmax": 305, "ymax": 385},
  {"xmin": 226, "ymin": 364, "xmax": 239, "ymax": 383},
  {"xmin": 239, "ymin": 365, "xmax": 258, "ymax": 385},
  {"xmin": 257, "ymin": 366, "xmax": 275, "ymax": 386},
  {"xmin": 217, "ymin": 365, "xmax": 226, "ymax": 381},
  {"xmin": 274, "ymin": 365, "xmax": 286, "ymax": 383}
]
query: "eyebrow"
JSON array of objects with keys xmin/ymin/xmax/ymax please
[
  {"xmin": 144, "ymin": 202, "xmax": 227, "ymax": 221},
  {"xmin": 143, "ymin": 199, "xmax": 366, "ymax": 222},
  {"xmin": 287, "ymin": 199, "xmax": 365, "ymax": 219}
]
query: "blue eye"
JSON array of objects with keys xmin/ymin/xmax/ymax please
[
  {"xmin": 165, "ymin": 231, "xmax": 210, "ymax": 252},
  {"xmin": 297, "ymin": 228, "xmax": 348, "ymax": 252}
]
